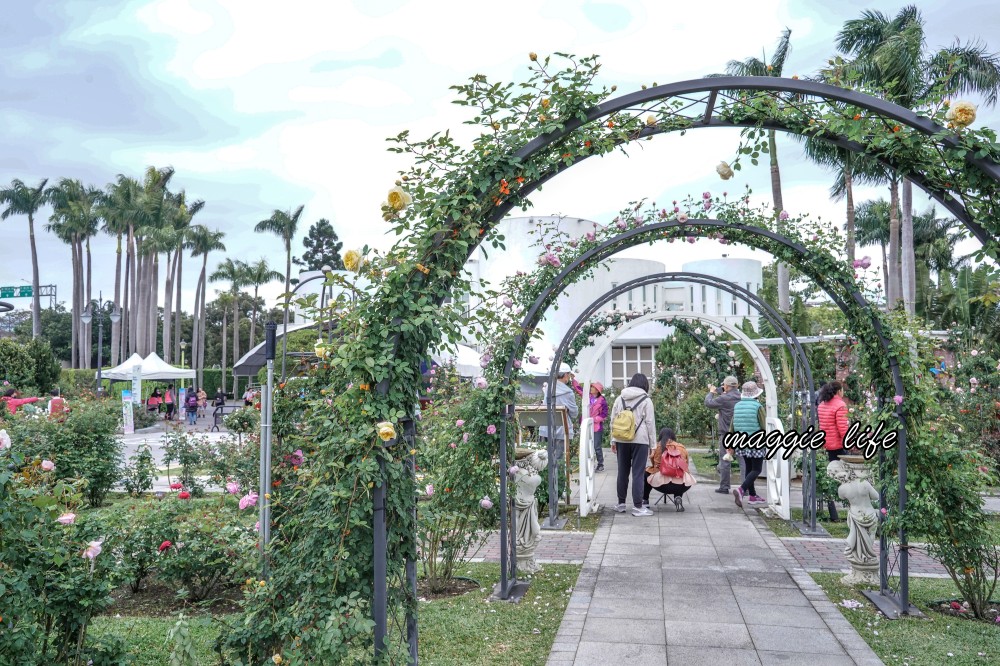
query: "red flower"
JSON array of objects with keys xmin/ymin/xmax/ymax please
[
  {"xmin": 178, "ymin": 491, "xmax": 191, "ymax": 500},
  {"xmin": 159, "ymin": 540, "xmax": 172, "ymax": 552},
  {"xmin": 169, "ymin": 482, "xmax": 183, "ymax": 490}
]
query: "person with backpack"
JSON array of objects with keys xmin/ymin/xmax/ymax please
[
  {"xmin": 185, "ymin": 389, "xmax": 199, "ymax": 426},
  {"xmin": 644, "ymin": 427, "xmax": 696, "ymax": 511},
  {"xmin": 727, "ymin": 381, "xmax": 768, "ymax": 508},
  {"xmin": 609, "ymin": 373, "xmax": 656, "ymax": 517},
  {"xmin": 589, "ymin": 382, "xmax": 609, "ymax": 472}
]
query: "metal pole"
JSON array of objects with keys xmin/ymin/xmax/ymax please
[
  {"xmin": 545, "ymin": 386, "xmax": 559, "ymax": 526},
  {"xmin": 897, "ymin": 422, "xmax": 909, "ymax": 612},
  {"xmin": 96, "ymin": 316, "xmax": 104, "ymax": 394},
  {"xmin": 403, "ymin": 418, "xmax": 418, "ymax": 664},
  {"xmin": 373, "ymin": 453, "xmax": 387, "ymax": 658},
  {"xmin": 498, "ymin": 417, "xmax": 510, "ymax": 598},
  {"xmin": 259, "ymin": 322, "xmax": 276, "ymax": 578}
]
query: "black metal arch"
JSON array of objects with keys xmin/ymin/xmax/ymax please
[
  {"xmin": 533, "ymin": 271, "xmax": 818, "ymax": 533},
  {"xmin": 488, "ymin": 219, "xmax": 909, "ymax": 611}
]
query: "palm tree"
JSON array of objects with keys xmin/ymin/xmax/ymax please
[
  {"xmin": 216, "ymin": 291, "xmax": 235, "ymax": 395},
  {"xmin": 99, "ymin": 176, "xmax": 143, "ymax": 365},
  {"xmin": 255, "ymin": 205, "xmax": 305, "ymax": 334},
  {"xmin": 243, "ymin": 258, "xmax": 283, "ymax": 348},
  {"xmin": 854, "ymin": 198, "xmax": 895, "ymax": 304},
  {"xmin": 210, "ymin": 258, "xmax": 247, "ymax": 383},
  {"xmin": 0, "ymin": 178, "xmax": 49, "ymax": 337},
  {"xmin": 837, "ymin": 6, "xmax": 1000, "ymax": 314},
  {"xmin": 189, "ymin": 225, "xmax": 226, "ymax": 389},
  {"xmin": 723, "ymin": 28, "xmax": 793, "ymax": 312}
]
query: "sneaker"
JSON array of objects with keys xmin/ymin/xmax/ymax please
[
  {"xmin": 614, "ymin": 503, "xmax": 627, "ymax": 513},
  {"xmin": 642, "ymin": 500, "xmax": 650, "ymax": 508},
  {"xmin": 733, "ymin": 488, "xmax": 744, "ymax": 508},
  {"xmin": 714, "ymin": 488, "xmax": 730, "ymax": 494},
  {"xmin": 631, "ymin": 506, "xmax": 654, "ymax": 517},
  {"xmin": 596, "ymin": 464, "xmax": 605, "ymax": 472},
  {"xmin": 748, "ymin": 495, "xmax": 767, "ymax": 504},
  {"xmin": 673, "ymin": 496, "xmax": 685, "ymax": 512}
]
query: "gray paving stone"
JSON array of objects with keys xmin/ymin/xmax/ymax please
[
  {"xmin": 738, "ymin": 603, "xmax": 827, "ymax": 628},
  {"xmin": 657, "ymin": 545, "xmax": 720, "ymax": 559},
  {"xmin": 582, "ymin": 617, "xmax": 665, "ymax": 644},
  {"xmin": 586, "ymin": 597, "xmax": 665, "ymax": 620},
  {"xmin": 592, "ymin": 579, "xmax": 651, "ymax": 600},
  {"xmin": 665, "ymin": 598, "xmax": 742, "ymax": 622},
  {"xmin": 667, "ymin": 645, "xmax": 761, "ymax": 665},
  {"xmin": 604, "ymin": 542, "xmax": 662, "ymax": 556},
  {"xmin": 664, "ymin": 620, "xmax": 753, "ymax": 649},
  {"xmin": 732, "ymin": 585, "xmax": 812, "ymax": 607},
  {"xmin": 606, "ymin": 533, "xmax": 663, "ymax": 546},
  {"xmin": 572, "ymin": 640, "xmax": 668, "ymax": 665},
  {"xmin": 596, "ymin": 566, "xmax": 662, "ymax": 586},
  {"xmin": 663, "ymin": 581, "xmax": 736, "ymax": 603},
  {"xmin": 721, "ymin": 557, "xmax": 789, "ymax": 572},
  {"xmin": 725, "ymin": 570, "xmax": 797, "ymax": 588},
  {"xmin": 747, "ymin": 625, "xmax": 847, "ymax": 655},
  {"xmin": 758, "ymin": 651, "xmax": 856, "ymax": 665},
  {"xmin": 658, "ymin": 556, "xmax": 725, "ymax": 571}
]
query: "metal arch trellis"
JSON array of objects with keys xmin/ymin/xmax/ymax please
[
  {"xmin": 533, "ymin": 271, "xmax": 818, "ymax": 524},
  {"xmin": 371, "ymin": 74, "xmax": 1000, "ymax": 660}
]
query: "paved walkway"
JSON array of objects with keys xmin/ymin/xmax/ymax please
[
  {"xmin": 545, "ymin": 452, "xmax": 884, "ymax": 665},
  {"xmin": 469, "ymin": 530, "xmax": 593, "ymax": 564},
  {"xmin": 781, "ymin": 537, "xmax": 949, "ymax": 577}
]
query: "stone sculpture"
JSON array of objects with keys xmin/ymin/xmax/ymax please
[
  {"xmin": 512, "ymin": 449, "xmax": 549, "ymax": 573},
  {"xmin": 827, "ymin": 459, "xmax": 880, "ymax": 585}
]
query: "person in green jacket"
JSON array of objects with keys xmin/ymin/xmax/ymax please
[{"xmin": 726, "ymin": 381, "xmax": 768, "ymax": 508}]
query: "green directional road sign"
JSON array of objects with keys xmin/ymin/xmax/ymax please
[{"xmin": 0, "ymin": 286, "xmax": 32, "ymax": 298}]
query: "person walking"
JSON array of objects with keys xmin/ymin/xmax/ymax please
[
  {"xmin": 164, "ymin": 384, "xmax": 175, "ymax": 421},
  {"xmin": 538, "ymin": 363, "xmax": 579, "ymax": 462},
  {"xmin": 817, "ymin": 381, "xmax": 850, "ymax": 461},
  {"xmin": 705, "ymin": 376, "xmax": 742, "ymax": 494},
  {"xmin": 197, "ymin": 387, "xmax": 208, "ymax": 419},
  {"xmin": 728, "ymin": 381, "xmax": 768, "ymax": 508},
  {"xmin": 185, "ymin": 389, "xmax": 199, "ymax": 426},
  {"xmin": 589, "ymin": 382, "xmax": 609, "ymax": 472},
  {"xmin": 147, "ymin": 388, "xmax": 163, "ymax": 413},
  {"xmin": 243, "ymin": 387, "xmax": 255, "ymax": 407},
  {"xmin": 610, "ymin": 373, "xmax": 656, "ymax": 517}
]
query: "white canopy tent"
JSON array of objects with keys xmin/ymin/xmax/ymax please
[{"xmin": 100, "ymin": 352, "xmax": 195, "ymax": 381}]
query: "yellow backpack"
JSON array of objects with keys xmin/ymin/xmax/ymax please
[{"xmin": 610, "ymin": 395, "xmax": 649, "ymax": 441}]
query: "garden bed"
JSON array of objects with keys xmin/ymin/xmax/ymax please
[{"xmin": 812, "ymin": 573, "xmax": 1000, "ymax": 665}]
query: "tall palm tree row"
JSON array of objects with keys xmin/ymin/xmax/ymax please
[
  {"xmin": 210, "ymin": 258, "xmax": 248, "ymax": 384},
  {"xmin": 836, "ymin": 6, "xmax": 1000, "ymax": 314},
  {"xmin": 255, "ymin": 205, "xmax": 305, "ymax": 330},
  {"xmin": 0, "ymin": 178, "xmax": 49, "ymax": 338},
  {"xmin": 189, "ymin": 225, "xmax": 227, "ymax": 389},
  {"xmin": 243, "ymin": 258, "xmax": 283, "ymax": 348}
]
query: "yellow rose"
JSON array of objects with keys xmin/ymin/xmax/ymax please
[
  {"xmin": 272, "ymin": 655, "xmax": 282, "ymax": 665},
  {"xmin": 646, "ymin": 115, "xmax": 656, "ymax": 126},
  {"xmin": 716, "ymin": 161, "xmax": 734, "ymax": 180},
  {"xmin": 529, "ymin": 52, "xmax": 538, "ymax": 61},
  {"xmin": 344, "ymin": 249, "xmax": 361, "ymax": 272},
  {"xmin": 945, "ymin": 100, "xmax": 976, "ymax": 128},
  {"xmin": 387, "ymin": 186, "xmax": 412, "ymax": 211},
  {"xmin": 377, "ymin": 421, "xmax": 396, "ymax": 442}
]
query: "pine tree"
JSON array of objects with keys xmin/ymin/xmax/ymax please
[{"xmin": 292, "ymin": 218, "xmax": 344, "ymax": 271}]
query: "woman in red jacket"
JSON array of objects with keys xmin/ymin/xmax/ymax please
[
  {"xmin": 2, "ymin": 388, "xmax": 40, "ymax": 415},
  {"xmin": 817, "ymin": 381, "xmax": 850, "ymax": 461}
]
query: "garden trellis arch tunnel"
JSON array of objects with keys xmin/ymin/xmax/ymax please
[
  {"xmin": 363, "ymin": 73, "xmax": 1000, "ymax": 659},
  {"xmin": 532, "ymin": 270, "xmax": 818, "ymax": 523}
]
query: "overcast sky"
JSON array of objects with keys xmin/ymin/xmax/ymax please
[{"xmin": 2, "ymin": 0, "xmax": 999, "ymax": 317}]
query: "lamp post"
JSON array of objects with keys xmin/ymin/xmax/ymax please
[
  {"xmin": 80, "ymin": 291, "xmax": 121, "ymax": 395},
  {"xmin": 179, "ymin": 340, "xmax": 187, "ymax": 389}
]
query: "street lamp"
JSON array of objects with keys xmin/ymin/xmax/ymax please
[
  {"xmin": 179, "ymin": 340, "xmax": 187, "ymax": 389},
  {"xmin": 80, "ymin": 291, "xmax": 121, "ymax": 394}
]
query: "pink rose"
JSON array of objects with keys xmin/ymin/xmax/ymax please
[
  {"xmin": 82, "ymin": 539, "xmax": 103, "ymax": 560},
  {"xmin": 425, "ymin": 484, "xmax": 434, "ymax": 496},
  {"xmin": 41, "ymin": 460, "xmax": 55, "ymax": 472},
  {"xmin": 178, "ymin": 491, "xmax": 191, "ymax": 500},
  {"xmin": 473, "ymin": 377, "xmax": 488, "ymax": 389},
  {"xmin": 859, "ymin": 256, "xmax": 872, "ymax": 269},
  {"xmin": 450, "ymin": 443, "xmax": 457, "ymax": 448},
  {"xmin": 779, "ymin": 210, "xmax": 789, "ymax": 221},
  {"xmin": 703, "ymin": 201, "xmax": 712, "ymax": 212},
  {"xmin": 463, "ymin": 433, "xmax": 469, "ymax": 442},
  {"xmin": 239, "ymin": 492, "xmax": 259, "ymax": 511},
  {"xmin": 480, "ymin": 496, "xmax": 494, "ymax": 510},
  {"xmin": 677, "ymin": 213, "xmax": 689, "ymax": 223},
  {"xmin": 56, "ymin": 512, "xmax": 76, "ymax": 525},
  {"xmin": 893, "ymin": 395, "xmax": 903, "ymax": 406},
  {"xmin": 456, "ymin": 419, "xmax": 465, "ymax": 427},
  {"xmin": 486, "ymin": 424, "xmax": 497, "ymax": 435},
  {"xmin": 503, "ymin": 297, "xmax": 513, "ymax": 308},
  {"xmin": 549, "ymin": 256, "xmax": 561, "ymax": 268},
  {"xmin": 673, "ymin": 206, "xmax": 680, "ymax": 213},
  {"xmin": 585, "ymin": 231, "xmax": 596, "ymax": 241},
  {"xmin": 852, "ymin": 259, "xmax": 861, "ymax": 268},
  {"xmin": 528, "ymin": 355, "xmax": 539, "ymax": 364},
  {"xmin": 616, "ymin": 219, "xmax": 628, "ymax": 230},
  {"xmin": 702, "ymin": 191, "xmax": 711, "ymax": 199},
  {"xmin": 226, "ymin": 481, "xmax": 240, "ymax": 495},
  {"xmin": 513, "ymin": 359, "xmax": 522, "ymax": 369}
]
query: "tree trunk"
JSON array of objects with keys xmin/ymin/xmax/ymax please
[
  {"xmin": 192, "ymin": 270, "xmax": 202, "ymax": 390},
  {"xmin": 85, "ymin": 235, "xmax": 93, "ymax": 370},
  {"xmin": 285, "ymin": 242, "xmax": 293, "ymax": 324},
  {"xmin": 122, "ymin": 241, "xmax": 131, "ymax": 361},
  {"xmin": 111, "ymin": 233, "xmax": 122, "ymax": 366},
  {"xmin": 232, "ymin": 293, "xmax": 240, "ymax": 374},
  {"xmin": 27, "ymin": 213, "xmax": 42, "ymax": 338},
  {"xmin": 174, "ymin": 250, "xmax": 184, "ymax": 362},
  {"xmin": 768, "ymin": 130, "xmax": 789, "ymax": 312},
  {"xmin": 221, "ymin": 308, "xmax": 228, "ymax": 396},
  {"xmin": 844, "ymin": 165, "xmax": 856, "ymax": 264},
  {"xmin": 133, "ymin": 245, "xmax": 144, "ymax": 355},
  {"xmin": 163, "ymin": 251, "xmax": 174, "ymax": 363},
  {"xmin": 880, "ymin": 242, "xmax": 889, "ymax": 307},
  {"xmin": 250, "ymin": 287, "xmax": 259, "ymax": 349},
  {"xmin": 70, "ymin": 238, "xmax": 79, "ymax": 369},
  {"xmin": 887, "ymin": 180, "xmax": 902, "ymax": 310},
  {"xmin": 149, "ymin": 254, "xmax": 159, "ymax": 356},
  {"xmin": 198, "ymin": 261, "xmax": 208, "ymax": 389},
  {"xmin": 901, "ymin": 178, "xmax": 916, "ymax": 315}
]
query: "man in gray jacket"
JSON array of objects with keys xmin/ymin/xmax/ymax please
[
  {"xmin": 539, "ymin": 363, "xmax": 580, "ymax": 460},
  {"xmin": 705, "ymin": 376, "xmax": 743, "ymax": 494}
]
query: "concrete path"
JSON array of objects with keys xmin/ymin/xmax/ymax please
[{"xmin": 545, "ymin": 451, "xmax": 884, "ymax": 665}]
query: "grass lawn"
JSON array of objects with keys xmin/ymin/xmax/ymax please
[
  {"xmin": 811, "ymin": 573, "xmax": 1000, "ymax": 665},
  {"xmin": 540, "ymin": 503, "xmax": 601, "ymax": 532},
  {"xmin": 89, "ymin": 562, "xmax": 580, "ymax": 665}
]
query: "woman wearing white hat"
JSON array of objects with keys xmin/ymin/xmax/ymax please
[{"xmin": 727, "ymin": 381, "xmax": 768, "ymax": 508}]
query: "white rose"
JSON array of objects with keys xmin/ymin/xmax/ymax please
[{"xmin": 716, "ymin": 161, "xmax": 735, "ymax": 180}]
